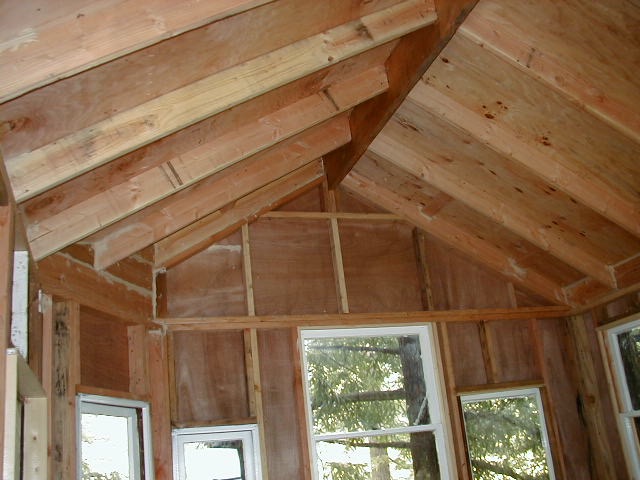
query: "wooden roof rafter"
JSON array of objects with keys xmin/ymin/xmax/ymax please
[
  {"xmin": 4, "ymin": 0, "xmax": 437, "ymax": 203},
  {"xmin": 87, "ymin": 115, "xmax": 352, "ymax": 269},
  {"xmin": 344, "ymin": 155, "xmax": 568, "ymax": 304},
  {"xmin": 23, "ymin": 64, "xmax": 389, "ymax": 261},
  {"xmin": 370, "ymin": 114, "xmax": 634, "ymax": 289}
]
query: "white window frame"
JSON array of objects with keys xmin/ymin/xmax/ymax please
[
  {"xmin": 300, "ymin": 325, "xmax": 453, "ymax": 479},
  {"xmin": 604, "ymin": 312, "xmax": 640, "ymax": 478},
  {"xmin": 172, "ymin": 424, "xmax": 262, "ymax": 480},
  {"xmin": 460, "ymin": 387, "xmax": 556, "ymax": 480},
  {"xmin": 77, "ymin": 394, "xmax": 155, "ymax": 480}
]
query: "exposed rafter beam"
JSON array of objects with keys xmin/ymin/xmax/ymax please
[
  {"xmin": 409, "ymin": 78, "xmax": 640, "ymax": 239},
  {"xmin": 371, "ymin": 117, "xmax": 618, "ymax": 288},
  {"xmin": 24, "ymin": 66, "xmax": 388, "ymax": 261},
  {"xmin": 342, "ymin": 169, "xmax": 566, "ymax": 304},
  {"xmin": 459, "ymin": 1, "xmax": 640, "ymax": 144},
  {"xmin": 5, "ymin": 0, "xmax": 436, "ymax": 203},
  {"xmin": 87, "ymin": 115, "xmax": 351, "ymax": 269},
  {"xmin": 324, "ymin": 0, "xmax": 478, "ymax": 187},
  {"xmin": 36, "ymin": 253, "xmax": 152, "ymax": 322},
  {"xmin": 0, "ymin": 0, "xmax": 277, "ymax": 103},
  {"xmin": 154, "ymin": 161, "xmax": 325, "ymax": 269}
]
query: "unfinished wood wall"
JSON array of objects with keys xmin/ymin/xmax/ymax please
[{"xmin": 157, "ymin": 187, "xmax": 621, "ymax": 480}]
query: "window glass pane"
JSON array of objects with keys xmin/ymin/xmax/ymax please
[
  {"xmin": 316, "ymin": 432, "xmax": 439, "ymax": 480},
  {"xmin": 617, "ymin": 326, "xmax": 640, "ymax": 410},
  {"xmin": 462, "ymin": 392, "xmax": 552, "ymax": 480},
  {"xmin": 81, "ymin": 413, "xmax": 132, "ymax": 480},
  {"xmin": 183, "ymin": 439, "xmax": 244, "ymax": 480},
  {"xmin": 304, "ymin": 334, "xmax": 429, "ymax": 434}
]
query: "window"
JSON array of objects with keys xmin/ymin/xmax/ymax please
[
  {"xmin": 172, "ymin": 424, "xmax": 262, "ymax": 480},
  {"xmin": 301, "ymin": 326, "xmax": 452, "ymax": 479},
  {"xmin": 460, "ymin": 388, "xmax": 556, "ymax": 480},
  {"xmin": 77, "ymin": 394, "xmax": 154, "ymax": 480},
  {"xmin": 605, "ymin": 313, "xmax": 640, "ymax": 477}
]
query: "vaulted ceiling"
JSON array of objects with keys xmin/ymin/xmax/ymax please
[{"xmin": 0, "ymin": 0, "xmax": 638, "ymax": 311}]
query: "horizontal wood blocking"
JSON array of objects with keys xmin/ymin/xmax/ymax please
[
  {"xmin": 262, "ymin": 211, "xmax": 402, "ymax": 221},
  {"xmin": 172, "ymin": 417, "xmax": 258, "ymax": 430},
  {"xmin": 37, "ymin": 253, "xmax": 152, "ymax": 322},
  {"xmin": 157, "ymin": 306, "xmax": 570, "ymax": 331},
  {"xmin": 455, "ymin": 379, "xmax": 544, "ymax": 396},
  {"xmin": 5, "ymin": 0, "xmax": 436, "ymax": 203},
  {"xmin": 24, "ymin": 66, "xmax": 387, "ymax": 261},
  {"xmin": 89, "ymin": 115, "xmax": 351, "ymax": 269},
  {"xmin": 0, "ymin": 0, "xmax": 277, "ymax": 103},
  {"xmin": 154, "ymin": 161, "xmax": 326, "ymax": 269}
]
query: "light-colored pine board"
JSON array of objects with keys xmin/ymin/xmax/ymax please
[
  {"xmin": 157, "ymin": 306, "xmax": 571, "ymax": 332},
  {"xmin": 424, "ymin": 33, "xmax": 640, "ymax": 235},
  {"xmin": 242, "ymin": 225, "xmax": 256, "ymax": 317},
  {"xmin": 0, "ymin": 0, "xmax": 398, "ymax": 160},
  {"xmin": 343, "ymin": 162, "xmax": 567, "ymax": 304},
  {"xmin": 17, "ymin": 49, "xmax": 389, "ymax": 226},
  {"xmin": 5, "ymin": 0, "xmax": 434, "ymax": 203},
  {"xmin": 0, "ymin": 0, "xmax": 277, "ymax": 102},
  {"xmin": 154, "ymin": 161, "xmax": 324, "ymax": 269},
  {"xmin": 329, "ymin": 216, "xmax": 350, "ymax": 314},
  {"xmin": 409, "ymin": 80, "xmax": 640, "ymax": 239},
  {"xmin": 372, "ymin": 107, "xmax": 639, "ymax": 287},
  {"xmin": 325, "ymin": 0, "xmax": 477, "ymax": 186},
  {"xmin": 263, "ymin": 211, "xmax": 402, "ymax": 221},
  {"xmin": 88, "ymin": 115, "xmax": 350, "ymax": 269},
  {"xmin": 459, "ymin": 0, "xmax": 640, "ymax": 143},
  {"xmin": 24, "ymin": 66, "xmax": 385, "ymax": 260}
]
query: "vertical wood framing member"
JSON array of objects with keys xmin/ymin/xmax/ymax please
[
  {"xmin": 240, "ymin": 227, "xmax": 269, "ymax": 478},
  {"xmin": 291, "ymin": 327, "xmax": 313, "ymax": 480},
  {"xmin": 0, "ymin": 206, "xmax": 13, "ymax": 480},
  {"xmin": 413, "ymin": 228, "xmax": 466, "ymax": 479},
  {"xmin": 247, "ymin": 329, "xmax": 269, "ymax": 480},
  {"xmin": 128, "ymin": 324, "xmax": 149, "ymax": 397},
  {"xmin": 147, "ymin": 330, "xmax": 174, "ymax": 480},
  {"xmin": 39, "ymin": 292, "xmax": 54, "ymax": 479},
  {"xmin": 323, "ymin": 186, "xmax": 349, "ymax": 313},
  {"xmin": 528, "ymin": 318, "xmax": 568, "ymax": 480},
  {"xmin": 51, "ymin": 300, "xmax": 81, "ymax": 480},
  {"xmin": 567, "ymin": 314, "xmax": 620, "ymax": 480},
  {"xmin": 242, "ymin": 224, "xmax": 256, "ymax": 317}
]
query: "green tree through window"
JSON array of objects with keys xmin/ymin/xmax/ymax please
[
  {"xmin": 302, "ymin": 327, "xmax": 448, "ymax": 479},
  {"xmin": 461, "ymin": 389, "xmax": 555, "ymax": 480}
]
